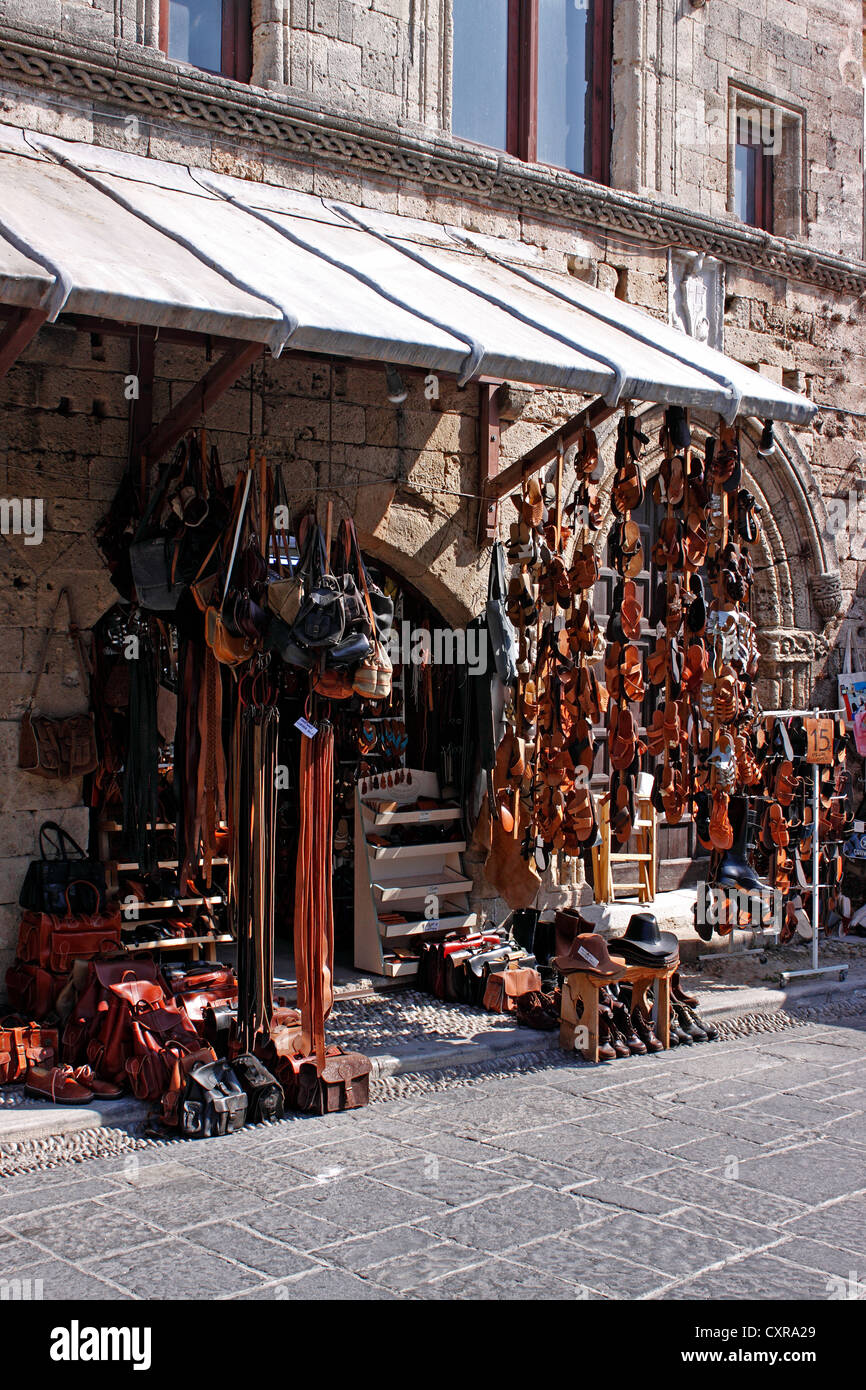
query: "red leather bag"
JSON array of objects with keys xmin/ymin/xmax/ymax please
[
  {"xmin": 125, "ymin": 1008, "xmax": 201, "ymax": 1100},
  {"xmin": 0, "ymin": 1016, "xmax": 59, "ymax": 1083},
  {"xmin": 17, "ymin": 883, "xmax": 121, "ymax": 972},
  {"xmin": 62, "ymin": 958, "xmax": 163, "ymax": 1072},
  {"xmin": 5, "ymin": 961, "xmax": 64, "ymax": 1020}
]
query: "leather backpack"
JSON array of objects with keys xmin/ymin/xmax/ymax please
[{"xmin": 0, "ymin": 1016, "xmax": 59, "ymax": 1083}]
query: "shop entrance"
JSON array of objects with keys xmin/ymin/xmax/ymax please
[{"xmin": 271, "ymin": 555, "xmax": 466, "ymax": 985}]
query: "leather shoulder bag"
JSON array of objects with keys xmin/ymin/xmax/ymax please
[{"xmin": 18, "ymin": 589, "xmax": 98, "ymax": 781}]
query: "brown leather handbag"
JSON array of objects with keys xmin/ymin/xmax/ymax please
[
  {"xmin": 17, "ymin": 884, "xmax": 121, "ymax": 973},
  {"xmin": 0, "ymin": 1016, "xmax": 59, "ymax": 1083},
  {"xmin": 203, "ymin": 470, "xmax": 259, "ymax": 668},
  {"xmin": 281, "ymin": 1045, "xmax": 371, "ymax": 1113},
  {"xmin": 482, "ymin": 966, "xmax": 542, "ymax": 1014},
  {"xmin": 18, "ymin": 588, "xmax": 98, "ymax": 780},
  {"xmin": 4, "ymin": 961, "xmax": 63, "ymax": 1020}
]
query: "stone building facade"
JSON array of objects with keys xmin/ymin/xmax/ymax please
[{"xmin": 0, "ymin": 0, "xmax": 864, "ymax": 971}]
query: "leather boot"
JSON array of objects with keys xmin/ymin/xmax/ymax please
[
  {"xmin": 596, "ymin": 1012, "xmax": 619, "ymax": 1061},
  {"xmin": 611, "ymin": 1000, "xmax": 647, "ymax": 1055},
  {"xmin": 669, "ymin": 1008, "xmax": 693, "ymax": 1045},
  {"xmin": 600, "ymin": 1005, "xmax": 630, "ymax": 1058},
  {"xmin": 680, "ymin": 1003, "xmax": 718, "ymax": 1041},
  {"xmin": 671, "ymin": 970, "xmax": 699, "ymax": 1007},
  {"xmin": 673, "ymin": 1001, "xmax": 707, "ymax": 1042},
  {"xmin": 631, "ymin": 1004, "xmax": 664, "ymax": 1053}
]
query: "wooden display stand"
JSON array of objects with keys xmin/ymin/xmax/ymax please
[
  {"xmin": 98, "ymin": 821, "xmax": 233, "ymax": 962},
  {"xmin": 353, "ymin": 769, "xmax": 477, "ymax": 978},
  {"xmin": 559, "ymin": 957, "xmax": 674, "ymax": 1061},
  {"xmin": 591, "ymin": 794, "xmax": 656, "ymax": 904}
]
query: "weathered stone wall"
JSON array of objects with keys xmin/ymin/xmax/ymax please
[{"xmin": 0, "ymin": 0, "xmax": 865, "ymax": 958}]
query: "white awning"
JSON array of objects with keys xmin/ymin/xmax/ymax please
[{"xmin": 0, "ymin": 123, "xmax": 815, "ymax": 424}]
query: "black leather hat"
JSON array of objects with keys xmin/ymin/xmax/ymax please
[{"xmin": 609, "ymin": 912, "xmax": 679, "ymax": 964}]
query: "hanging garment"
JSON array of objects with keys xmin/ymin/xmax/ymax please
[{"xmin": 232, "ymin": 665, "xmax": 279, "ymax": 1053}]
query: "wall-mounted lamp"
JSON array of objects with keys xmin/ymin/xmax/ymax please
[
  {"xmin": 757, "ymin": 419, "xmax": 776, "ymax": 457},
  {"xmin": 385, "ymin": 365, "xmax": 408, "ymax": 404}
]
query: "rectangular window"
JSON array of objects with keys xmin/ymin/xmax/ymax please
[
  {"xmin": 734, "ymin": 135, "xmax": 774, "ymax": 233},
  {"xmin": 451, "ymin": 0, "xmax": 511, "ymax": 152},
  {"xmin": 160, "ymin": 0, "xmax": 251, "ymax": 83},
  {"xmin": 451, "ymin": 0, "xmax": 612, "ymax": 184}
]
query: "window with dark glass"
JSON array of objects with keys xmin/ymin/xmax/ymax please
[
  {"xmin": 450, "ymin": 0, "xmax": 612, "ymax": 184},
  {"xmin": 734, "ymin": 133, "xmax": 774, "ymax": 233},
  {"xmin": 160, "ymin": 0, "xmax": 251, "ymax": 83}
]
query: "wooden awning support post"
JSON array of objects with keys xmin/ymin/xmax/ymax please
[
  {"xmin": 0, "ymin": 307, "xmax": 49, "ymax": 381},
  {"xmin": 141, "ymin": 339, "xmax": 263, "ymax": 464},
  {"xmin": 481, "ymin": 395, "xmax": 616, "ymax": 511},
  {"xmin": 478, "ymin": 382, "xmax": 501, "ymax": 542}
]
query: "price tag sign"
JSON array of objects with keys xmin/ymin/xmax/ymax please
[
  {"xmin": 804, "ymin": 717, "xmax": 833, "ymax": 764},
  {"xmin": 294, "ymin": 716, "xmax": 318, "ymax": 739},
  {"xmin": 418, "ymin": 809, "xmax": 431, "ymax": 824},
  {"xmin": 425, "ymin": 918, "xmax": 440, "ymax": 932}
]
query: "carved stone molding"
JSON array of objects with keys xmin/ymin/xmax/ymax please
[
  {"xmin": 808, "ymin": 570, "xmax": 844, "ymax": 624},
  {"xmin": 760, "ymin": 628, "xmax": 829, "ymax": 664},
  {"xmin": 1, "ymin": 23, "xmax": 865, "ymax": 298}
]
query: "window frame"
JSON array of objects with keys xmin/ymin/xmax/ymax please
[
  {"xmin": 734, "ymin": 131, "xmax": 775, "ymax": 234},
  {"xmin": 454, "ymin": 0, "xmax": 613, "ymax": 185},
  {"xmin": 159, "ymin": 0, "xmax": 252, "ymax": 84}
]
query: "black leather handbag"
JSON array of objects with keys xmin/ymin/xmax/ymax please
[
  {"xmin": 231, "ymin": 1052, "xmax": 285, "ymax": 1123},
  {"xmin": 19, "ymin": 821, "xmax": 107, "ymax": 915}
]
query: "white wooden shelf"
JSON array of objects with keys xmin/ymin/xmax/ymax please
[
  {"xmin": 354, "ymin": 769, "xmax": 476, "ymax": 976},
  {"xmin": 365, "ymin": 838, "xmax": 467, "ymax": 861}
]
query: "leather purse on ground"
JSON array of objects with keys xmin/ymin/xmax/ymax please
[
  {"xmin": 231, "ymin": 1052, "xmax": 285, "ymax": 1123},
  {"xmin": 281, "ymin": 1045, "xmax": 371, "ymax": 1113},
  {"xmin": 482, "ymin": 966, "xmax": 543, "ymax": 1014},
  {"xmin": 4, "ymin": 961, "xmax": 64, "ymax": 1020},
  {"xmin": 0, "ymin": 1017, "xmax": 59, "ymax": 1084},
  {"xmin": 179, "ymin": 1057, "xmax": 248, "ymax": 1137},
  {"xmin": 19, "ymin": 821, "xmax": 108, "ymax": 915}
]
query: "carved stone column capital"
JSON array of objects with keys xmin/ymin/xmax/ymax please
[{"xmin": 808, "ymin": 571, "xmax": 843, "ymax": 623}]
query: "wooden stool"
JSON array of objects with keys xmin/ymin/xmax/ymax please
[{"xmin": 559, "ymin": 957, "xmax": 675, "ymax": 1062}]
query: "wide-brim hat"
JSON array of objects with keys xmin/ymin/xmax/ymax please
[
  {"xmin": 553, "ymin": 932, "xmax": 627, "ymax": 981},
  {"xmin": 609, "ymin": 911, "xmax": 679, "ymax": 962}
]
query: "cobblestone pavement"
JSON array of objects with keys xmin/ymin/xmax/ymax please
[{"xmin": 1, "ymin": 1010, "xmax": 865, "ymax": 1301}]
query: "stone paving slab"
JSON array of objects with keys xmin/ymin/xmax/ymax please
[{"xmin": 1, "ymin": 1009, "xmax": 865, "ymax": 1300}]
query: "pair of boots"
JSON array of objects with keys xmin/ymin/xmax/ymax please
[
  {"xmin": 667, "ymin": 972, "xmax": 718, "ymax": 1044},
  {"xmin": 597, "ymin": 988, "xmax": 664, "ymax": 1060}
]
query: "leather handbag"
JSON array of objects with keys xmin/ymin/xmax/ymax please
[
  {"xmin": 204, "ymin": 470, "xmax": 259, "ymax": 668},
  {"xmin": 482, "ymin": 966, "xmax": 542, "ymax": 1014},
  {"xmin": 130, "ymin": 437, "xmax": 229, "ymax": 612},
  {"xmin": 4, "ymin": 961, "xmax": 64, "ymax": 1020},
  {"xmin": 19, "ymin": 821, "xmax": 107, "ymax": 915},
  {"xmin": 17, "ymin": 885, "xmax": 121, "ymax": 973},
  {"xmin": 126, "ymin": 1005, "xmax": 202, "ymax": 1101},
  {"xmin": 290, "ymin": 525, "xmax": 347, "ymax": 651},
  {"xmin": 267, "ymin": 466, "xmax": 303, "ymax": 625},
  {"xmin": 283, "ymin": 1045, "xmax": 371, "ymax": 1114},
  {"xmin": 485, "ymin": 541, "xmax": 519, "ymax": 685},
  {"xmin": 0, "ymin": 1016, "xmax": 59, "ymax": 1083},
  {"xmin": 175, "ymin": 1056, "xmax": 248, "ymax": 1137},
  {"xmin": 19, "ymin": 589, "xmax": 98, "ymax": 781},
  {"xmin": 231, "ymin": 1052, "xmax": 285, "ymax": 1123},
  {"xmin": 62, "ymin": 957, "xmax": 163, "ymax": 1066}
]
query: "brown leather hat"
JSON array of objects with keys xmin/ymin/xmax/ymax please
[{"xmin": 553, "ymin": 931, "xmax": 628, "ymax": 981}]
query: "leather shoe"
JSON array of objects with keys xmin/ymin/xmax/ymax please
[
  {"xmin": 71, "ymin": 1066, "xmax": 124, "ymax": 1099},
  {"xmin": 680, "ymin": 1004, "xmax": 718, "ymax": 1041},
  {"xmin": 25, "ymin": 1065, "xmax": 94, "ymax": 1105}
]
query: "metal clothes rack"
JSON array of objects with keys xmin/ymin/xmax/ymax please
[{"xmin": 763, "ymin": 706, "xmax": 848, "ymax": 987}]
